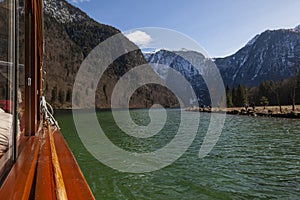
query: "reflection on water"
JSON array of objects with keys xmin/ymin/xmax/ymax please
[{"xmin": 56, "ymin": 109, "xmax": 300, "ymax": 199}]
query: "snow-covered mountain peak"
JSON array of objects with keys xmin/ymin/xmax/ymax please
[
  {"xmin": 141, "ymin": 47, "xmax": 161, "ymax": 54},
  {"xmin": 43, "ymin": 0, "xmax": 87, "ymax": 24},
  {"xmin": 295, "ymin": 25, "xmax": 300, "ymax": 31}
]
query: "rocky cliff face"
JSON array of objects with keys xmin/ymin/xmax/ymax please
[
  {"xmin": 145, "ymin": 49, "xmax": 211, "ymax": 105},
  {"xmin": 215, "ymin": 27, "xmax": 300, "ymax": 88}
]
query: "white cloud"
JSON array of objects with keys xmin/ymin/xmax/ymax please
[
  {"xmin": 71, "ymin": 0, "xmax": 90, "ymax": 3},
  {"xmin": 125, "ymin": 31, "xmax": 152, "ymax": 47}
]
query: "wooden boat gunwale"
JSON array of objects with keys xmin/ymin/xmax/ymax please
[{"xmin": 0, "ymin": 0, "xmax": 95, "ymax": 199}]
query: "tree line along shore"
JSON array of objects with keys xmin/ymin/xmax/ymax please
[
  {"xmin": 185, "ymin": 72, "xmax": 300, "ymax": 119},
  {"xmin": 225, "ymin": 72, "xmax": 300, "ymax": 112}
]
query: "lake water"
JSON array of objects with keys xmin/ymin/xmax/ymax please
[{"xmin": 55, "ymin": 109, "xmax": 300, "ymax": 199}]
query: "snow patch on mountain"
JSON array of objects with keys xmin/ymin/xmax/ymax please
[
  {"xmin": 144, "ymin": 49, "xmax": 213, "ymax": 104},
  {"xmin": 215, "ymin": 28, "xmax": 300, "ymax": 87},
  {"xmin": 43, "ymin": 0, "xmax": 87, "ymax": 24}
]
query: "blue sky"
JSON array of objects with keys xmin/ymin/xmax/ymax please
[{"xmin": 68, "ymin": 0, "xmax": 300, "ymax": 58}]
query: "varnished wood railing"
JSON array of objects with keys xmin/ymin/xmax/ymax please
[
  {"xmin": 48, "ymin": 123, "xmax": 68, "ymax": 200},
  {"xmin": 35, "ymin": 125, "xmax": 56, "ymax": 199},
  {"xmin": 0, "ymin": 124, "xmax": 95, "ymax": 199},
  {"xmin": 52, "ymin": 128, "xmax": 94, "ymax": 199},
  {"xmin": 0, "ymin": 136, "xmax": 40, "ymax": 199}
]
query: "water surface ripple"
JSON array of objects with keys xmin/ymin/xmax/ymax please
[{"xmin": 56, "ymin": 109, "xmax": 300, "ymax": 199}]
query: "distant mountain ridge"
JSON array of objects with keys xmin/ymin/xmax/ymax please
[
  {"xmin": 215, "ymin": 26, "xmax": 300, "ymax": 87},
  {"xmin": 146, "ymin": 25, "xmax": 300, "ymax": 91}
]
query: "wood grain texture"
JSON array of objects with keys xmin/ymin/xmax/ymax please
[
  {"xmin": 0, "ymin": 127, "xmax": 94, "ymax": 199},
  {"xmin": 35, "ymin": 128, "xmax": 55, "ymax": 200},
  {"xmin": 53, "ymin": 129, "xmax": 95, "ymax": 200},
  {"xmin": 0, "ymin": 136, "xmax": 40, "ymax": 199},
  {"xmin": 49, "ymin": 125, "xmax": 68, "ymax": 200}
]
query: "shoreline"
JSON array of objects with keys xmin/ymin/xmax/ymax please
[
  {"xmin": 186, "ymin": 105, "xmax": 300, "ymax": 119},
  {"xmin": 54, "ymin": 105, "xmax": 300, "ymax": 119}
]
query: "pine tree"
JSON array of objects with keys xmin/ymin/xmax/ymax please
[
  {"xmin": 236, "ymin": 85, "xmax": 248, "ymax": 107},
  {"xmin": 226, "ymin": 85, "xmax": 233, "ymax": 107},
  {"xmin": 290, "ymin": 66, "xmax": 299, "ymax": 110},
  {"xmin": 259, "ymin": 81, "xmax": 268, "ymax": 99},
  {"xmin": 296, "ymin": 72, "xmax": 300, "ymax": 104},
  {"xmin": 271, "ymin": 80, "xmax": 282, "ymax": 112},
  {"xmin": 290, "ymin": 71, "xmax": 300, "ymax": 110},
  {"xmin": 232, "ymin": 87, "xmax": 238, "ymax": 107}
]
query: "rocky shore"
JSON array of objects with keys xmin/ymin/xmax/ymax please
[{"xmin": 186, "ymin": 105, "xmax": 300, "ymax": 119}]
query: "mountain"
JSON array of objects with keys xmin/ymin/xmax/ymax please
[
  {"xmin": 0, "ymin": 0, "xmax": 179, "ymax": 108},
  {"xmin": 2, "ymin": 0, "xmax": 300, "ymax": 108},
  {"xmin": 146, "ymin": 26, "xmax": 300, "ymax": 94},
  {"xmin": 145, "ymin": 49, "xmax": 212, "ymax": 105},
  {"xmin": 215, "ymin": 26, "xmax": 300, "ymax": 88}
]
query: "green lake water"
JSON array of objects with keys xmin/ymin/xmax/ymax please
[{"xmin": 55, "ymin": 109, "xmax": 300, "ymax": 199}]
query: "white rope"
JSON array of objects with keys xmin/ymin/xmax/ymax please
[
  {"xmin": 40, "ymin": 96, "xmax": 60, "ymax": 129},
  {"xmin": 41, "ymin": 97, "xmax": 67, "ymax": 199}
]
